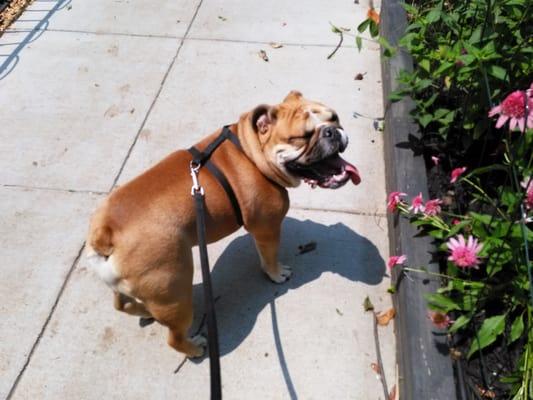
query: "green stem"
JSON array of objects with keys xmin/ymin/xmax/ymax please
[
  {"xmin": 401, "ymin": 266, "xmax": 483, "ymax": 285},
  {"xmin": 462, "ymin": 177, "xmax": 509, "ymax": 220}
]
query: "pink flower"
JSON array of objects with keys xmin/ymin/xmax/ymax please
[
  {"xmin": 527, "ymin": 82, "xmax": 533, "ymax": 98},
  {"xmin": 424, "ymin": 199, "xmax": 443, "ymax": 216},
  {"xmin": 452, "ymin": 219, "xmax": 461, "ymax": 225},
  {"xmin": 387, "ymin": 191, "xmax": 407, "ymax": 212},
  {"xmin": 431, "ymin": 156, "xmax": 440, "ymax": 166},
  {"xmin": 427, "ymin": 311, "xmax": 453, "ymax": 329},
  {"xmin": 488, "ymin": 89, "xmax": 533, "ymax": 132},
  {"xmin": 447, "ymin": 235, "xmax": 483, "ymax": 269},
  {"xmin": 521, "ymin": 177, "xmax": 533, "ymax": 210},
  {"xmin": 450, "ymin": 167, "xmax": 467, "ymax": 183},
  {"xmin": 409, "ymin": 193, "xmax": 425, "ymax": 213},
  {"xmin": 387, "ymin": 254, "xmax": 407, "ymax": 271}
]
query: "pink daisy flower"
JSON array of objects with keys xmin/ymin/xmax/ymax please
[
  {"xmin": 521, "ymin": 177, "xmax": 533, "ymax": 210},
  {"xmin": 387, "ymin": 191, "xmax": 407, "ymax": 212},
  {"xmin": 431, "ymin": 156, "xmax": 440, "ymax": 166},
  {"xmin": 450, "ymin": 167, "xmax": 467, "ymax": 183},
  {"xmin": 409, "ymin": 192, "xmax": 425, "ymax": 214},
  {"xmin": 427, "ymin": 311, "xmax": 453, "ymax": 329},
  {"xmin": 424, "ymin": 199, "xmax": 443, "ymax": 216},
  {"xmin": 488, "ymin": 89, "xmax": 533, "ymax": 132},
  {"xmin": 447, "ymin": 235, "xmax": 483, "ymax": 269},
  {"xmin": 387, "ymin": 254, "xmax": 407, "ymax": 271}
]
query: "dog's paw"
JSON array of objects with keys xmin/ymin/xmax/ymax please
[
  {"xmin": 266, "ymin": 264, "xmax": 292, "ymax": 284},
  {"xmin": 187, "ymin": 334, "xmax": 208, "ymax": 359}
]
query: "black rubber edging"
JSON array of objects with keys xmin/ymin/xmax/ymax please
[{"xmin": 380, "ymin": 1, "xmax": 458, "ymax": 399}]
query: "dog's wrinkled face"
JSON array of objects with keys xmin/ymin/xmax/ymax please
[{"xmin": 250, "ymin": 91, "xmax": 361, "ymax": 189}]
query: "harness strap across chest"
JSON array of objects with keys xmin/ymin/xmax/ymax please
[{"xmin": 187, "ymin": 126, "xmax": 244, "ymax": 226}]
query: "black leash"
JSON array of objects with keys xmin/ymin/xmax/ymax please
[{"xmin": 188, "ymin": 126, "xmax": 243, "ymax": 400}]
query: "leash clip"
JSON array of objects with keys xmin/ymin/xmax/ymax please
[{"xmin": 190, "ymin": 161, "xmax": 204, "ymax": 196}]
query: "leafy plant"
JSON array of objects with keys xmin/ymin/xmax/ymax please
[{"xmin": 358, "ymin": 0, "xmax": 533, "ymax": 397}]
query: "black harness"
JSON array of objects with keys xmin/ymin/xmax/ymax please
[
  {"xmin": 187, "ymin": 125, "xmax": 243, "ymax": 400},
  {"xmin": 188, "ymin": 126, "xmax": 244, "ymax": 226}
]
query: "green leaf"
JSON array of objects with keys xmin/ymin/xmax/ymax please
[
  {"xmin": 449, "ymin": 314, "xmax": 471, "ymax": 333},
  {"xmin": 508, "ymin": 314, "xmax": 524, "ymax": 345},
  {"xmin": 369, "ymin": 20, "xmax": 379, "ymax": 37},
  {"xmin": 425, "ymin": 9, "xmax": 442, "ymax": 23},
  {"xmin": 469, "ymin": 212, "xmax": 491, "ymax": 225},
  {"xmin": 388, "ymin": 93, "xmax": 404, "ymax": 102},
  {"xmin": 433, "ymin": 61, "xmax": 454, "ymax": 76},
  {"xmin": 356, "ymin": 36, "xmax": 362, "ymax": 52},
  {"xmin": 426, "ymin": 293, "xmax": 461, "ymax": 312},
  {"xmin": 468, "ymin": 164, "xmax": 508, "ymax": 176},
  {"xmin": 419, "ymin": 59, "xmax": 431, "ymax": 72},
  {"xmin": 433, "ymin": 108, "xmax": 450, "ymax": 119},
  {"xmin": 487, "ymin": 64, "xmax": 508, "ymax": 81},
  {"xmin": 467, "ymin": 314, "xmax": 506, "ymax": 359},
  {"xmin": 378, "ymin": 36, "xmax": 397, "ymax": 57},
  {"xmin": 418, "ymin": 113, "xmax": 433, "ymax": 128},
  {"xmin": 400, "ymin": 2, "xmax": 418, "ymax": 15},
  {"xmin": 357, "ymin": 19, "xmax": 371, "ymax": 33}
]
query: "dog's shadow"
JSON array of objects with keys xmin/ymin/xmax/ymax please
[{"xmin": 190, "ymin": 217, "xmax": 386, "ymax": 357}]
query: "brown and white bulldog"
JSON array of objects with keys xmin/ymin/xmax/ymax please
[{"xmin": 86, "ymin": 91, "xmax": 360, "ymax": 358}]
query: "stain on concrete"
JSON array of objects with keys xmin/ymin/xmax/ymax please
[
  {"xmin": 139, "ymin": 129, "xmax": 151, "ymax": 140},
  {"xmin": 104, "ymin": 105, "xmax": 120, "ymax": 118},
  {"xmin": 107, "ymin": 44, "xmax": 119, "ymax": 57}
]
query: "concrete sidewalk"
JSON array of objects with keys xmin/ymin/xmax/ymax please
[{"xmin": 0, "ymin": 1, "xmax": 395, "ymax": 399}]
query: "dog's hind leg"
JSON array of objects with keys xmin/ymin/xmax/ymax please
[
  {"xmin": 113, "ymin": 292, "xmax": 152, "ymax": 318},
  {"xmin": 149, "ymin": 300, "xmax": 207, "ymax": 358},
  {"xmin": 144, "ymin": 248, "xmax": 206, "ymax": 358}
]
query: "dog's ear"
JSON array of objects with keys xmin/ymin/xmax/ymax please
[
  {"xmin": 251, "ymin": 104, "xmax": 278, "ymax": 134},
  {"xmin": 283, "ymin": 90, "xmax": 303, "ymax": 103}
]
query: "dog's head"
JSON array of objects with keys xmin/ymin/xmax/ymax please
[{"xmin": 239, "ymin": 91, "xmax": 361, "ymax": 188}]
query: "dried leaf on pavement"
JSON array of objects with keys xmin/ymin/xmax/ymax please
[
  {"xmin": 363, "ymin": 296, "xmax": 374, "ymax": 312},
  {"xmin": 376, "ymin": 308, "xmax": 396, "ymax": 326},
  {"xmin": 258, "ymin": 50, "xmax": 269, "ymax": 62},
  {"xmin": 370, "ymin": 362, "xmax": 381, "ymax": 374},
  {"xmin": 354, "ymin": 73, "xmax": 365, "ymax": 80},
  {"xmin": 269, "ymin": 42, "xmax": 283, "ymax": 49},
  {"xmin": 367, "ymin": 8, "xmax": 380, "ymax": 24}
]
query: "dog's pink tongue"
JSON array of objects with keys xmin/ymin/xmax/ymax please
[{"xmin": 342, "ymin": 158, "xmax": 361, "ymax": 185}]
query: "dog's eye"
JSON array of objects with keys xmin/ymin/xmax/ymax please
[
  {"xmin": 330, "ymin": 113, "xmax": 339, "ymax": 123},
  {"xmin": 289, "ymin": 129, "xmax": 314, "ymax": 142}
]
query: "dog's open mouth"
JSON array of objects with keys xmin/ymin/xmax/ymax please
[{"xmin": 286, "ymin": 154, "xmax": 361, "ymax": 189}]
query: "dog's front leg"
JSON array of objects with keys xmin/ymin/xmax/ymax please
[{"xmin": 250, "ymin": 224, "xmax": 292, "ymax": 283}]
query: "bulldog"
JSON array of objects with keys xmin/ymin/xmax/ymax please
[{"xmin": 86, "ymin": 91, "xmax": 361, "ymax": 358}]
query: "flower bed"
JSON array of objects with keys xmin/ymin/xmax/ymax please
[{"xmin": 371, "ymin": 0, "xmax": 532, "ymax": 398}]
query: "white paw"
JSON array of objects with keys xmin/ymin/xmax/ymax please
[
  {"xmin": 188, "ymin": 334, "xmax": 208, "ymax": 358},
  {"xmin": 266, "ymin": 264, "xmax": 292, "ymax": 284},
  {"xmin": 190, "ymin": 334, "xmax": 208, "ymax": 348}
]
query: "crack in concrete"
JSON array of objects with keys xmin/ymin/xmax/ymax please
[
  {"xmin": 2, "ymin": 183, "xmax": 107, "ymax": 195},
  {"xmin": 3, "ymin": 29, "xmax": 379, "ymax": 49},
  {"xmin": 6, "ymin": 243, "xmax": 86, "ymax": 400},
  {"xmin": 109, "ymin": 0, "xmax": 205, "ymax": 190}
]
